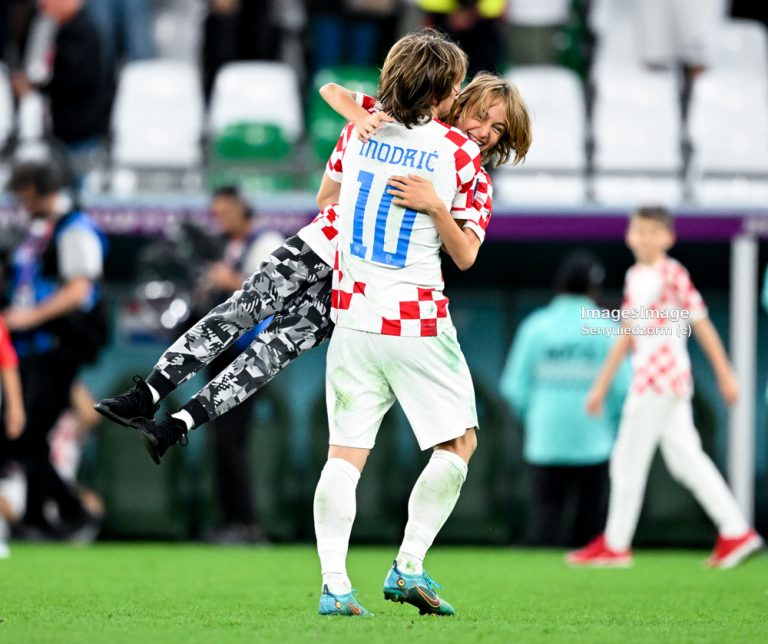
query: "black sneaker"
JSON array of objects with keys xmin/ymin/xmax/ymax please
[
  {"xmin": 137, "ymin": 415, "xmax": 188, "ymax": 465},
  {"xmin": 94, "ymin": 376, "xmax": 159, "ymax": 428}
]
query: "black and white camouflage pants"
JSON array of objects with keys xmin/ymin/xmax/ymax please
[{"xmin": 146, "ymin": 235, "xmax": 332, "ymax": 426}]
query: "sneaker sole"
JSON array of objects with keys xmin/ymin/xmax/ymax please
[
  {"xmin": 565, "ymin": 556, "xmax": 633, "ymax": 568},
  {"xmin": 93, "ymin": 402, "xmax": 152, "ymax": 429},
  {"xmin": 138, "ymin": 428, "xmax": 162, "ymax": 465},
  {"xmin": 383, "ymin": 588, "xmax": 453, "ymax": 616},
  {"xmin": 714, "ymin": 535, "xmax": 764, "ymax": 569}
]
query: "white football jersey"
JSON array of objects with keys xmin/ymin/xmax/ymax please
[{"xmin": 328, "ymin": 117, "xmax": 482, "ymax": 336}]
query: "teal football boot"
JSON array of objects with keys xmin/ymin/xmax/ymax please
[
  {"xmin": 318, "ymin": 585, "xmax": 374, "ymax": 617},
  {"xmin": 382, "ymin": 560, "xmax": 455, "ymax": 616}
]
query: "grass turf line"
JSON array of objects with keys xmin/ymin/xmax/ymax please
[{"xmin": 0, "ymin": 544, "xmax": 765, "ymax": 643}]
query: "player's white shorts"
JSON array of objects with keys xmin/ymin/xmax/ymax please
[{"xmin": 326, "ymin": 326, "xmax": 478, "ymax": 450}]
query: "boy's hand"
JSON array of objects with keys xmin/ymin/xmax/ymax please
[
  {"xmin": 5, "ymin": 404, "xmax": 25, "ymax": 440},
  {"xmin": 585, "ymin": 384, "xmax": 607, "ymax": 416},
  {"xmin": 387, "ymin": 174, "xmax": 440, "ymax": 215},
  {"xmin": 718, "ymin": 369, "xmax": 739, "ymax": 406},
  {"xmin": 355, "ymin": 111, "xmax": 394, "ymax": 142}
]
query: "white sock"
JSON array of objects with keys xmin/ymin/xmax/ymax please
[
  {"xmin": 397, "ymin": 450, "xmax": 468, "ymax": 575},
  {"xmin": 171, "ymin": 410, "xmax": 195, "ymax": 431},
  {"xmin": 314, "ymin": 458, "xmax": 360, "ymax": 595},
  {"xmin": 146, "ymin": 382, "xmax": 161, "ymax": 404}
]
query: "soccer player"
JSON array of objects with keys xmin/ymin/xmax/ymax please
[
  {"xmin": 568, "ymin": 207, "xmax": 763, "ymax": 568},
  {"xmin": 311, "ymin": 45, "xmax": 531, "ymax": 617},
  {"xmin": 94, "ymin": 65, "xmax": 530, "ymax": 467}
]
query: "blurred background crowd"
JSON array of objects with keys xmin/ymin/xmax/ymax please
[
  {"xmin": 0, "ymin": 0, "xmax": 765, "ymax": 202},
  {"xmin": 1, "ymin": 0, "xmax": 768, "ymax": 552}
]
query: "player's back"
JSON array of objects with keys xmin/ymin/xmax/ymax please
[{"xmin": 332, "ymin": 118, "xmax": 480, "ymax": 337}]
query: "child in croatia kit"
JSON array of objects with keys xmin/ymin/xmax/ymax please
[
  {"xmin": 569, "ymin": 207, "xmax": 763, "ymax": 568},
  {"xmin": 312, "ymin": 38, "xmax": 532, "ymax": 616}
]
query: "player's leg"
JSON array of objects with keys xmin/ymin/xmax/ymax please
[
  {"xmin": 136, "ymin": 279, "xmax": 333, "ymax": 464},
  {"xmin": 660, "ymin": 399, "xmax": 762, "ymax": 568},
  {"xmin": 94, "ymin": 236, "xmax": 330, "ymax": 427},
  {"xmin": 314, "ymin": 327, "xmax": 393, "ymax": 616},
  {"xmin": 570, "ymin": 461, "xmax": 610, "ymax": 548},
  {"xmin": 383, "ymin": 328, "xmax": 478, "ymax": 616},
  {"xmin": 210, "ymin": 389, "xmax": 262, "ymax": 542},
  {"xmin": 568, "ymin": 393, "xmax": 665, "ymax": 565},
  {"xmin": 529, "ymin": 465, "xmax": 569, "ymax": 547}
]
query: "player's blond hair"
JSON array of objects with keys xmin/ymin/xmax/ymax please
[
  {"xmin": 449, "ymin": 73, "xmax": 532, "ymax": 167},
  {"xmin": 377, "ymin": 28, "xmax": 467, "ymax": 128}
]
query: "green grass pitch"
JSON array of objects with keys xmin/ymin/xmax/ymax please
[{"xmin": 1, "ymin": 544, "xmax": 765, "ymax": 643}]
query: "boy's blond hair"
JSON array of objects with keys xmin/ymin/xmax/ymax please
[
  {"xmin": 377, "ymin": 28, "xmax": 467, "ymax": 128},
  {"xmin": 449, "ymin": 73, "xmax": 532, "ymax": 167},
  {"xmin": 632, "ymin": 206, "xmax": 674, "ymax": 230}
]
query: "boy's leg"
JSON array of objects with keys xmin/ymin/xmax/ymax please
[
  {"xmin": 659, "ymin": 399, "xmax": 749, "ymax": 537},
  {"xmin": 95, "ymin": 237, "xmax": 329, "ymax": 427},
  {"xmin": 149, "ymin": 237, "xmax": 330, "ymax": 396},
  {"xmin": 137, "ymin": 280, "xmax": 333, "ymax": 463},
  {"xmin": 604, "ymin": 393, "xmax": 667, "ymax": 551},
  {"xmin": 181, "ymin": 278, "xmax": 331, "ymax": 427}
]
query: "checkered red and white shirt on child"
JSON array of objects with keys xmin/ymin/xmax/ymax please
[
  {"xmin": 325, "ymin": 106, "xmax": 484, "ymax": 337},
  {"xmin": 622, "ymin": 256, "xmax": 708, "ymax": 397}
]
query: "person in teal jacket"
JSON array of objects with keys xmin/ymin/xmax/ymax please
[{"xmin": 500, "ymin": 250, "xmax": 631, "ymax": 547}]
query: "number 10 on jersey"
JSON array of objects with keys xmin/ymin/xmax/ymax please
[{"xmin": 350, "ymin": 170, "xmax": 418, "ymax": 268}]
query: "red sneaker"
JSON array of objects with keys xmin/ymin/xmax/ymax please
[
  {"xmin": 566, "ymin": 534, "xmax": 633, "ymax": 567},
  {"xmin": 707, "ymin": 529, "xmax": 763, "ymax": 569}
]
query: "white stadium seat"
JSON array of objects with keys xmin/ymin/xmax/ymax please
[
  {"xmin": 208, "ymin": 62, "xmax": 303, "ymax": 143},
  {"xmin": 504, "ymin": 66, "xmax": 586, "ymax": 172},
  {"xmin": 591, "ymin": 15, "xmax": 643, "ymax": 80},
  {"xmin": 692, "ymin": 177, "xmax": 768, "ymax": 206},
  {"xmin": 111, "ymin": 60, "xmax": 204, "ymax": 168},
  {"xmin": 687, "ymin": 70, "xmax": 768, "ymax": 175},
  {"xmin": 497, "ymin": 67, "xmax": 586, "ymax": 206},
  {"xmin": 505, "ymin": 0, "xmax": 571, "ymax": 26},
  {"xmin": 592, "ymin": 69, "xmax": 681, "ymax": 173},
  {"xmin": 493, "ymin": 173, "xmax": 587, "ymax": 206},
  {"xmin": 715, "ymin": 19, "xmax": 768, "ymax": 78},
  {"xmin": 592, "ymin": 175, "xmax": 683, "ymax": 207},
  {"xmin": 0, "ymin": 64, "xmax": 14, "ymax": 148}
]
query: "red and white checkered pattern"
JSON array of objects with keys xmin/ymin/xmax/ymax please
[
  {"xmin": 332, "ymin": 261, "xmax": 450, "ymax": 336},
  {"xmin": 298, "ymin": 93, "xmax": 378, "ymax": 265},
  {"xmin": 326, "ymin": 93, "xmax": 378, "ymax": 184},
  {"xmin": 297, "ymin": 203, "xmax": 339, "ymax": 267},
  {"xmin": 328, "ymin": 113, "xmax": 482, "ymax": 336},
  {"xmin": 461, "ymin": 168, "xmax": 493, "ymax": 243},
  {"xmin": 623, "ymin": 257, "xmax": 708, "ymax": 397}
]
